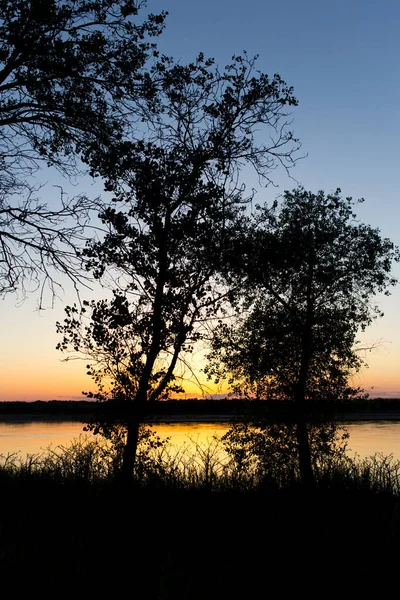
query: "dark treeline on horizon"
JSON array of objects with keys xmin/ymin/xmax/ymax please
[{"xmin": 1, "ymin": 397, "xmax": 400, "ymax": 419}]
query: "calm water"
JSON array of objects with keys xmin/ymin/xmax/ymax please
[{"xmin": 1, "ymin": 420, "xmax": 400, "ymax": 461}]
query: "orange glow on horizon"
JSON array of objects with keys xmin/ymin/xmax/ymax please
[{"xmin": 2, "ymin": 339, "xmax": 400, "ymax": 401}]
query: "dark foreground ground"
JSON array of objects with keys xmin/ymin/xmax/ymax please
[
  {"xmin": 0, "ymin": 478, "xmax": 399, "ymax": 597},
  {"xmin": 1, "ymin": 399, "xmax": 400, "ymax": 595}
]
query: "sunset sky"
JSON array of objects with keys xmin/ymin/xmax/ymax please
[{"xmin": 1, "ymin": 0, "xmax": 400, "ymax": 401}]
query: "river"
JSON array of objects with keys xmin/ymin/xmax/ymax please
[{"xmin": 1, "ymin": 419, "xmax": 400, "ymax": 461}]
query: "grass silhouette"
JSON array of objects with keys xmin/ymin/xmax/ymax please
[{"xmin": 1, "ymin": 433, "xmax": 399, "ymax": 596}]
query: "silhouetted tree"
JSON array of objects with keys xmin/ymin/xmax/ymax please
[
  {"xmin": 57, "ymin": 53, "xmax": 301, "ymax": 478},
  {"xmin": 0, "ymin": 0, "xmax": 165, "ymax": 301},
  {"xmin": 206, "ymin": 188, "xmax": 399, "ymax": 486}
]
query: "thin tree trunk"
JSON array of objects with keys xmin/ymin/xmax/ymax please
[
  {"xmin": 294, "ymin": 250, "xmax": 316, "ymax": 488},
  {"xmin": 119, "ymin": 211, "xmax": 171, "ymax": 479},
  {"xmin": 294, "ymin": 350, "xmax": 316, "ymax": 488},
  {"xmin": 120, "ymin": 389, "xmax": 148, "ymax": 479},
  {"xmin": 295, "ymin": 408, "xmax": 315, "ymax": 488},
  {"xmin": 121, "ymin": 415, "xmax": 141, "ymax": 480}
]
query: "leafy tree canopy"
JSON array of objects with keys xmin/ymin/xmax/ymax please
[
  {"xmin": 0, "ymin": 0, "xmax": 165, "ymax": 178},
  {"xmin": 206, "ymin": 188, "xmax": 399, "ymax": 403},
  {"xmin": 57, "ymin": 51, "xmax": 301, "ymax": 403}
]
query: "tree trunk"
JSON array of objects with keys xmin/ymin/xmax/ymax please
[
  {"xmin": 295, "ymin": 409, "xmax": 315, "ymax": 488},
  {"xmin": 294, "ymin": 325, "xmax": 316, "ymax": 488},
  {"xmin": 118, "ymin": 212, "xmax": 172, "ymax": 481},
  {"xmin": 120, "ymin": 415, "xmax": 141, "ymax": 481},
  {"xmin": 294, "ymin": 369, "xmax": 316, "ymax": 488},
  {"xmin": 294, "ymin": 250, "xmax": 316, "ymax": 488}
]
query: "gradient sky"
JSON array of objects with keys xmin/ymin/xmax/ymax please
[{"xmin": 1, "ymin": 0, "xmax": 400, "ymax": 400}]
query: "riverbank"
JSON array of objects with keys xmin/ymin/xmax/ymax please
[
  {"xmin": 1, "ymin": 398, "xmax": 400, "ymax": 423},
  {"xmin": 1, "ymin": 411, "xmax": 400, "ymax": 423}
]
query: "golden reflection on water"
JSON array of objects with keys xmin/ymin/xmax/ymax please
[
  {"xmin": 0, "ymin": 420, "xmax": 232, "ymax": 459},
  {"xmin": 0, "ymin": 421, "xmax": 90, "ymax": 457},
  {"xmin": 1, "ymin": 420, "xmax": 400, "ymax": 461},
  {"xmin": 151, "ymin": 422, "xmax": 232, "ymax": 446},
  {"xmin": 344, "ymin": 421, "xmax": 400, "ymax": 459}
]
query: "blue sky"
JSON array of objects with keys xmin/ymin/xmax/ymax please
[
  {"xmin": 1, "ymin": 0, "xmax": 400, "ymax": 400},
  {"xmin": 148, "ymin": 0, "xmax": 400, "ymax": 232}
]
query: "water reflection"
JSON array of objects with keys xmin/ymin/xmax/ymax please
[
  {"xmin": 345, "ymin": 421, "xmax": 400, "ymax": 459},
  {"xmin": 0, "ymin": 421, "xmax": 91, "ymax": 457},
  {"xmin": 1, "ymin": 420, "xmax": 400, "ymax": 460}
]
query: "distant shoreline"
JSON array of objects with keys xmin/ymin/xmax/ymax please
[
  {"xmin": 1, "ymin": 412, "xmax": 400, "ymax": 424},
  {"xmin": 1, "ymin": 399, "xmax": 400, "ymax": 424}
]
